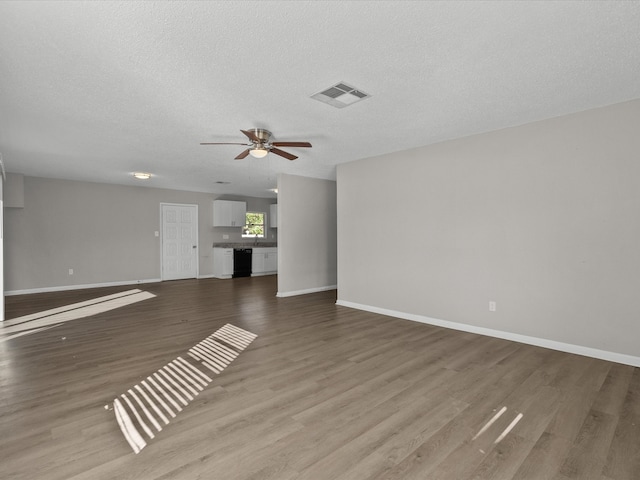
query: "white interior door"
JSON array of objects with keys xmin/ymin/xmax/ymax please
[{"xmin": 161, "ymin": 203, "xmax": 198, "ymax": 281}]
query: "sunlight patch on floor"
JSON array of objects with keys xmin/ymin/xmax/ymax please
[
  {"xmin": 113, "ymin": 323, "xmax": 257, "ymax": 454},
  {"xmin": 1, "ymin": 289, "xmax": 156, "ymax": 342},
  {"xmin": 472, "ymin": 405, "xmax": 524, "ymax": 449}
]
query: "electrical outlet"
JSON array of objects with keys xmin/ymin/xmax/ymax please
[
  {"xmin": 223, "ymin": 234, "xmax": 229, "ymax": 240},
  {"xmin": 489, "ymin": 301, "xmax": 496, "ymax": 312},
  {"xmin": 68, "ymin": 268, "xmax": 74, "ymax": 275},
  {"xmin": 154, "ymin": 231, "xmax": 159, "ymax": 237}
]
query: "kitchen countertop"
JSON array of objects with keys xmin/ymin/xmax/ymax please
[{"xmin": 213, "ymin": 243, "xmax": 278, "ymax": 248}]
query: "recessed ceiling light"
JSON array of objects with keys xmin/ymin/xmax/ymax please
[
  {"xmin": 133, "ymin": 172, "xmax": 151, "ymax": 180},
  {"xmin": 269, "ymin": 188, "xmax": 278, "ymax": 194}
]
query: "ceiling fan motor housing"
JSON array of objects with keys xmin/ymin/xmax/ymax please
[{"xmin": 249, "ymin": 129, "xmax": 272, "ymax": 145}]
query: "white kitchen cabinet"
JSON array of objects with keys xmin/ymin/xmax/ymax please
[
  {"xmin": 251, "ymin": 247, "xmax": 277, "ymax": 276},
  {"xmin": 213, "ymin": 200, "xmax": 246, "ymax": 227},
  {"xmin": 213, "ymin": 248, "xmax": 233, "ymax": 278},
  {"xmin": 264, "ymin": 250, "xmax": 278, "ymax": 272},
  {"xmin": 251, "ymin": 250, "xmax": 265, "ymax": 274},
  {"xmin": 269, "ymin": 204, "xmax": 278, "ymax": 228}
]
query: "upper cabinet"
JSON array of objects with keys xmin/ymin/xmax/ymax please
[
  {"xmin": 269, "ymin": 204, "xmax": 278, "ymax": 228},
  {"xmin": 213, "ymin": 200, "xmax": 247, "ymax": 227}
]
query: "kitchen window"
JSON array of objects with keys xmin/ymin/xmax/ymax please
[{"xmin": 242, "ymin": 212, "xmax": 265, "ymax": 238}]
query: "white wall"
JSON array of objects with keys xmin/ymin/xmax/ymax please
[
  {"xmin": 277, "ymin": 174, "xmax": 337, "ymax": 297},
  {"xmin": 337, "ymin": 99, "xmax": 640, "ymax": 365}
]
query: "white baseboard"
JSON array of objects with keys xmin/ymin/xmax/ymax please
[
  {"xmin": 277, "ymin": 285, "xmax": 337, "ymax": 298},
  {"xmin": 197, "ymin": 274, "xmax": 217, "ymax": 279},
  {"xmin": 336, "ymin": 299, "xmax": 640, "ymax": 368},
  {"xmin": 5, "ymin": 278, "xmax": 162, "ymax": 296},
  {"xmin": 251, "ymin": 272, "xmax": 277, "ymax": 277}
]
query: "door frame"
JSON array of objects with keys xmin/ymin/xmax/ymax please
[{"xmin": 160, "ymin": 203, "xmax": 199, "ymax": 281}]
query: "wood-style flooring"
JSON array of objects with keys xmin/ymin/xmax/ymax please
[{"xmin": 1, "ymin": 276, "xmax": 638, "ymax": 479}]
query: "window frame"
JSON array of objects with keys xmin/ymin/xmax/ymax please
[{"xmin": 242, "ymin": 211, "xmax": 266, "ymax": 238}]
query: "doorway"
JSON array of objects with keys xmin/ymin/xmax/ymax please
[{"xmin": 161, "ymin": 203, "xmax": 198, "ymax": 281}]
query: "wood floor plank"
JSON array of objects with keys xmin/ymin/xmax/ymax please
[
  {"xmin": 332, "ymin": 396, "xmax": 469, "ymax": 480},
  {"xmin": 467, "ymin": 433, "xmax": 535, "ymax": 480},
  {"xmin": 368, "ymin": 376, "xmax": 522, "ymax": 480},
  {"xmin": 557, "ymin": 409, "xmax": 618, "ymax": 479},
  {"xmin": 297, "ymin": 394, "xmax": 469, "ymax": 480},
  {"xmin": 592, "ymin": 363, "xmax": 634, "ymax": 416},
  {"xmin": 602, "ymin": 368, "xmax": 640, "ymax": 480},
  {"xmin": 511, "ymin": 432, "xmax": 573, "ymax": 479},
  {"xmin": 2, "ymin": 276, "xmax": 638, "ymax": 479}
]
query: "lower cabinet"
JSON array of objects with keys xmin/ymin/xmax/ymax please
[
  {"xmin": 214, "ymin": 246, "xmax": 277, "ymax": 279},
  {"xmin": 251, "ymin": 250, "xmax": 265, "ymax": 274},
  {"xmin": 252, "ymin": 248, "xmax": 278, "ymax": 276},
  {"xmin": 213, "ymin": 248, "xmax": 233, "ymax": 278},
  {"xmin": 264, "ymin": 251, "xmax": 277, "ymax": 272}
]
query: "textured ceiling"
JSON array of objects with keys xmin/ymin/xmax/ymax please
[{"xmin": 1, "ymin": 1, "xmax": 640, "ymax": 198}]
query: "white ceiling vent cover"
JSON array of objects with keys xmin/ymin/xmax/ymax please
[{"xmin": 311, "ymin": 82, "xmax": 370, "ymax": 108}]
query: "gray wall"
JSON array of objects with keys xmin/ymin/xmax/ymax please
[
  {"xmin": 5, "ymin": 173, "xmax": 24, "ymax": 208},
  {"xmin": 4, "ymin": 176, "xmax": 275, "ymax": 293},
  {"xmin": 337, "ymin": 99, "xmax": 640, "ymax": 360},
  {"xmin": 277, "ymin": 174, "xmax": 337, "ymax": 296}
]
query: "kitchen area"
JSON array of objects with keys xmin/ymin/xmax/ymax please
[{"xmin": 211, "ymin": 199, "xmax": 278, "ymax": 279}]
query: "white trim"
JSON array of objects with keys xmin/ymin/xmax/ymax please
[
  {"xmin": 5, "ymin": 278, "xmax": 161, "ymax": 296},
  {"xmin": 335, "ymin": 299, "xmax": 640, "ymax": 368},
  {"xmin": 0, "ymin": 154, "xmax": 6, "ymax": 181},
  {"xmin": 251, "ymin": 272, "xmax": 276, "ymax": 277},
  {"xmin": 277, "ymin": 285, "xmax": 337, "ymax": 298},
  {"xmin": 197, "ymin": 274, "xmax": 217, "ymax": 279}
]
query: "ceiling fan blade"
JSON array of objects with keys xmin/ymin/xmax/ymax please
[
  {"xmin": 271, "ymin": 141, "xmax": 312, "ymax": 148},
  {"xmin": 241, "ymin": 129, "xmax": 261, "ymax": 143},
  {"xmin": 200, "ymin": 142, "xmax": 249, "ymax": 145},
  {"xmin": 235, "ymin": 149, "xmax": 251, "ymax": 160},
  {"xmin": 270, "ymin": 147, "xmax": 298, "ymax": 161}
]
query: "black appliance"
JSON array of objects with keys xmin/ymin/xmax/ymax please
[{"xmin": 233, "ymin": 248, "xmax": 252, "ymax": 278}]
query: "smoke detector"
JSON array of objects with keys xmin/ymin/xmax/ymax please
[{"xmin": 311, "ymin": 82, "xmax": 370, "ymax": 108}]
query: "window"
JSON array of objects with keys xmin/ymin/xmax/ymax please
[{"xmin": 242, "ymin": 212, "xmax": 265, "ymax": 238}]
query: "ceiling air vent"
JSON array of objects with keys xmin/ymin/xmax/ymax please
[{"xmin": 311, "ymin": 82, "xmax": 371, "ymax": 108}]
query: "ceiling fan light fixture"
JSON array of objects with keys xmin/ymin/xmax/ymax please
[
  {"xmin": 201, "ymin": 129, "xmax": 311, "ymax": 161},
  {"xmin": 249, "ymin": 147, "xmax": 268, "ymax": 158}
]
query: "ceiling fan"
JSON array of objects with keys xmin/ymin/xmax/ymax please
[{"xmin": 200, "ymin": 128, "xmax": 312, "ymax": 160}]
